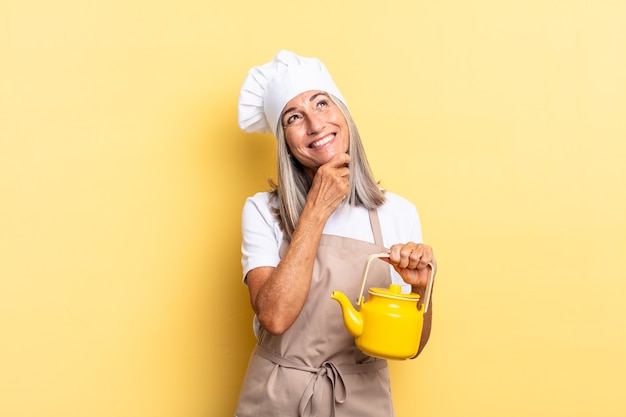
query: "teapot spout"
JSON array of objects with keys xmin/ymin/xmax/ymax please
[{"xmin": 331, "ymin": 291, "xmax": 363, "ymax": 337}]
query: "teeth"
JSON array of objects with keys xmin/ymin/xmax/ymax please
[{"xmin": 311, "ymin": 135, "xmax": 334, "ymax": 148}]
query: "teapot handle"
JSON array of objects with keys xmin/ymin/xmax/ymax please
[{"xmin": 357, "ymin": 252, "xmax": 436, "ymax": 313}]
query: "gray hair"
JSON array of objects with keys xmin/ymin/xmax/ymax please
[{"xmin": 269, "ymin": 95, "xmax": 386, "ymax": 240}]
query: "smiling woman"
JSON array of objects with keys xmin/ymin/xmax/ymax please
[
  {"xmin": 234, "ymin": 50, "xmax": 437, "ymax": 417},
  {"xmin": 281, "ymin": 91, "xmax": 350, "ymax": 179},
  {"xmin": 274, "ymin": 91, "xmax": 386, "ymax": 241}
]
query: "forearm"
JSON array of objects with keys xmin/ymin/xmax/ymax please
[
  {"xmin": 253, "ymin": 207, "xmax": 327, "ymax": 334},
  {"xmin": 251, "ymin": 154, "xmax": 350, "ymax": 334},
  {"xmin": 412, "ymin": 259, "xmax": 436, "ymax": 357},
  {"xmin": 414, "ymin": 298, "xmax": 433, "ymax": 357}
]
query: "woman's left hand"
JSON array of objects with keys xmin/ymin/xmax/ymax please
[{"xmin": 386, "ymin": 242, "xmax": 435, "ymax": 288}]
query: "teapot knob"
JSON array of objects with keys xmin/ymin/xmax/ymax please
[{"xmin": 389, "ymin": 284, "xmax": 402, "ymax": 295}]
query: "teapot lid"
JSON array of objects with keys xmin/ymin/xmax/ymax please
[{"xmin": 368, "ymin": 284, "xmax": 420, "ymax": 300}]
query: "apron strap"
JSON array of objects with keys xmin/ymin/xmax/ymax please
[
  {"xmin": 254, "ymin": 344, "xmax": 387, "ymax": 417},
  {"xmin": 368, "ymin": 209, "xmax": 384, "ymax": 247}
]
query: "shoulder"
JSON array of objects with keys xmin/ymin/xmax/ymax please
[
  {"xmin": 380, "ymin": 191, "xmax": 419, "ymax": 215},
  {"xmin": 242, "ymin": 191, "xmax": 282, "ymax": 243},
  {"xmin": 241, "ymin": 192, "xmax": 283, "ymax": 279},
  {"xmin": 243, "ymin": 192, "xmax": 277, "ymax": 221},
  {"xmin": 244, "ymin": 191, "xmax": 275, "ymax": 210},
  {"xmin": 377, "ymin": 190, "xmax": 423, "ymax": 244}
]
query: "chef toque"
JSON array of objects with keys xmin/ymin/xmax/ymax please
[{"xmin": 238, "ymin": 50, "xmax": 346, "ymax": 137}]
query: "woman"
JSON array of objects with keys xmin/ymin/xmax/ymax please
[{"xmin": 235, "ymin": 50, "xmax": 436, "ymax": 417}]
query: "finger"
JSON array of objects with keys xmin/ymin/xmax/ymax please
[
  {"xmin": 327, "ymin": 152, "xmax": 350, "ymax": 168},
  {"xmin": 336, "ymin": 166, "xmax": 350, "ymax": 179},
  {"xmin": 407, "ymin": 243, "xmax": 424, "ymax": 269},
  {"xmin": 386, "ymin": 244, "xmax": 399, "ymax": 266},
  {"xmin": 389, "ymin": 243, "xmax": 410, "ymax": 267},
  {"xmin": 415, "ymin": 245, "xmax": 434, "ymax": 268},
  {"xmin": 398, "ymin": 244, "xmax": 415, "ymax": 269}
]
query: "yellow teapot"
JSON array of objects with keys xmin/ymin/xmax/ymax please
[{"xmin": 331, "ymin": 253, "xmax": 435, "ymax": 360}]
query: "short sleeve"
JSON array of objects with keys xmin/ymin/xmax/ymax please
[{"xmin": 241, "ymin": 192, "xmax": 283, "ymax": 284}]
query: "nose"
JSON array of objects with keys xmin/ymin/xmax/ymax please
[{"xmin": 306, "ymin": 113, "xmax": 324, "ymax": 135}]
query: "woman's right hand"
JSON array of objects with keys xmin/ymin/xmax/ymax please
[{"xmin": 304, "ymin": 153, "xmax": 351, "ymax": 218}]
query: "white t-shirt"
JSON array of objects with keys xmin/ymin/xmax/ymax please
[{"xmin": 241, "ymin": 190, "xmax": 424, "ymax": 293}]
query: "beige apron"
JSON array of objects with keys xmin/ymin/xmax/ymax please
[{"xmin": 235, "ymin": 210, "xmax": 395, "ymax": 417}]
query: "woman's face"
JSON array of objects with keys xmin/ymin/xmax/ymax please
[{"xmin": 281, "ymin": 91, "xmax": 349, "ymax": 179}]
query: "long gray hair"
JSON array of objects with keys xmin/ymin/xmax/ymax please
[{"xmin": 269, "ymin": 95, "xmax": 386, "ymax": 240}]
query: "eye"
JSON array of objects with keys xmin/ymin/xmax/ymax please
[
  {"xmin": 284, "ymin": 113, "xmax": 301, "ymax": 126},
  {"xmin": 316, "ymin": 99, "xmax": 329, "ymax": 108}
]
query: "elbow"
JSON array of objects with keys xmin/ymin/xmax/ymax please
[
  {"xmin": 252, "ymin": 289, "xmax": 300, "ymax": 335},
  {"xmin": 257, "ymin": 312, "xmax": 293, "ymax": 336}
]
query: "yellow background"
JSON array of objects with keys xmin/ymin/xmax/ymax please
[{"xmin": 1, "ymin": 0, "xmax": 625, "ymax": 416}]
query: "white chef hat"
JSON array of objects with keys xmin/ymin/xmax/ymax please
[{"xmin": 238, "ymin": 50, "xmax": 346, "ymax": 137}]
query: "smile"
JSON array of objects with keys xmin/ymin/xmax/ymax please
[{"xmin": 310, "ymin": 134, "xmax": 335, "ymax": 149}]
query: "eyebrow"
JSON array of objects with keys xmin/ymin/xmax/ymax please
[{"xmin": 281, "ymin": 92, "xmax": 330, "ymax": 120}]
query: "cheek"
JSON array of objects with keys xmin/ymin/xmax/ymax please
[
  {"xmin": 284, "ymin": 129, "xmax": 303, "ymax": 150},
  {"xmin": 338, "ymin": 121, "xmax": 350, "ymax": 150}
]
